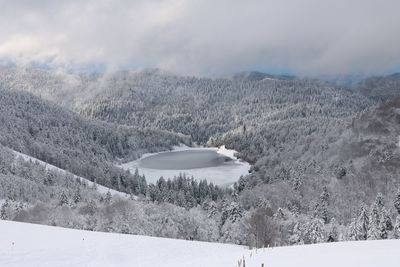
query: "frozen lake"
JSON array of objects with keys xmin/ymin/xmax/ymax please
[
  {"xmin": 120, "ymin": 146, "xmax": 250, "ymax": 186},
  {"xmin": 139, "ymin": 150, "xmax": 233, "ymax": 170}
]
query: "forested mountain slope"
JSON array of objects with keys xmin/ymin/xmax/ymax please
[
  {"xmin": 233, "ymin": 98, "xmax": 400, "ymax": 248},
  {"xmin": 355, "ymin": 73, "xmax": 400, "ymax": 101},
  {"xmin": 0, "ymin": 68, "xmax": 373, "ymax": 184},
  {"xmin": 0, "ymin": 87, "xmax": 185, "ymax": 193},
  {"xmin": 321, "ymin": 97, "xmax": 400, "ymax": 216}
]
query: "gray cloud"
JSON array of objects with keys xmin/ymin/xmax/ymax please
[{"xmin": 0, "ymin": 0, "xmax": 399, "ymax": 76}]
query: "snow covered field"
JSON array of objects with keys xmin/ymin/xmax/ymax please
[
  {"xmin": 0, "ymin": 220, "xmax": 398, "ymax": 267},
  {"xmin": 245, "ymin": 239, "xmax": 400, "ymax": 267},
  {"xmin": 120, "ymin": 145, "xmax": 251, "ymax": 186},
  {"xmin": 0, "ymin": 220, "xmax": 244, "ymax": 267}
]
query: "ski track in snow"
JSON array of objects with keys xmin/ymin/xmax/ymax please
[
  {"xmin": 0, "ymin": 220, "xmax": 399, "ymax": 267},
  {"xmin": 11, "ymin": 150, "xmax": 130, "ymax": 199}
]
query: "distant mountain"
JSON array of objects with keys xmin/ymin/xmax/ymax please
[
  {"xmin": 313, "ymin": 74, "xmax": 367, "ymax": 87},
  {"xmin": 231, "ymin": 71, "xmax": 296, "ymax": 81},
  {"xmin": 355, "ymin": 73, "xmax": 400, "ymax": 101}
]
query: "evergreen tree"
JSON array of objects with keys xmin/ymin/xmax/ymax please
[
  {"xmin": 349, "ymin": 218, "xmax": 358, "ymax": 240},
  {"xmin": 139, "ymin": 175, "xmax": 147, "ymax": 196},
  {"xmin": 327, "ymin": 218, "xmax": 338, "ymax": 242},
  {"xmin": 356, "ymin": 206, "xmax": 369, "ymax": 240},
  {"xmin": 368, "ymin": 194, "xmax": 386, "ymax": 240},
  {"xmin": 375, "ymin": 193, "xmax": 384, "ymax": 209},
  {"xmin": 231, "ymin": 190, "xmax": 238, "ymax": 202},
  {"xmin": 176, "ymin": 191, "xmax": 186, "ymax": 207},
  {"xmin": 378, "ymin": 219, "xmax": 388, "ymax": 239},
  {"xmin": 104, "ymin": 191, "xmax": 112, "ymax": 203},
  {"xmin": 289, "ymin": 223, "xmax": 304, "ymax": 245},
  {"xmin": 228, "ymin": 202, "xmax": 242, "ymax": 223},
  {"xmin": 305, "ymin": 219, "xmax": 325, "ymax": 244},
  {"xmin": 157, "ymin": 177, "xmax": 168, "ymax": 202},
  {"xmin": 394, "ymin": 189, "xmax": 400, "ymax": 215},
  {"xmin": 394, "ymin": 215, "xmax": 400, "ymax": 239},
  {"xmin": 199, "ymin": 179, "xmax": 210, "ymax": 199},
  {"xmin": 59, "ymin": 191, "xmax": 69, "ymax": 206},
  {"xmin": 292, "ymin": 176, "xmax": 302, "ymax": 191},
  {"xmin": 315, "ymin": 186, "xmax": 330, "ymax": 224},
  {"xmin": 73, "ymin": 188, "xmax": 82, "ymax": 204},
  {"xmin": 129, "ymin": 168, "xmax": 141, "ymax": 194},
  {"xmin": 207, "ymin": 201, "xmax": 218, "ymax": 218},
  {"xmin": 86, "ymin": 200, "xmax": 97, "ymax": 216},
  {"xmin": 320, "ymin": 186, "xmax": 330, "ymax": 205},
  {"xmin": 236, "ymin": 176, "xmax": 247, "ymax": 192},
  {"xmin": 368, "ymin": 208, "xmax": 380, "ymax": 239},
  {"xmin": 0, "ymin": 199, "xmax": 10, "ymax": 220},
  {"xmin": 221, "ymin": 201, "xmax": 242, "ymax": 225},
  {"xmin": 381, "ymin": 207, "xmax": 393, "ymax": 231}
]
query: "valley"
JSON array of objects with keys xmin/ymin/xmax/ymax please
[{"xmin": 0, "ymin": 67, "xmax": 399, "ymax": 261}]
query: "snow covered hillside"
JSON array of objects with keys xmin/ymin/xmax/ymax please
[
  {"xmin": 245, "ymin": 239, "xmax": 399, "ymax": 267},
  {"xmin": 0, "ymin": 220, "xmax": 398, "ymax": 267},
  {"xmin": 12, "ymin": 150, "xmax": 129, "ymax": 198},
  {"xmin": 0, "ymin": 220, "xmax": 244, "ymax": 267}
]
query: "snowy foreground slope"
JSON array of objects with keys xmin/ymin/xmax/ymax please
[
  {"xmin": 246, "ymin": 239, "xmax": 399, "ymax": 267},
  {"xmin": 0, "ymin": 220, "xmax": 244, "ymax": 267},
  {"xmin": 0, "ymin": 220, "xmax": 399, "ymax": 267}
]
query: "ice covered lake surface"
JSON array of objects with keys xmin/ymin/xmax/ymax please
[
  {"xmin": 139, "ymin": 150, "xmax": 233, "ymax": 170},
  {"xmin": 120, "ymin": 146, "xmax": 250, "ymax": 186}
]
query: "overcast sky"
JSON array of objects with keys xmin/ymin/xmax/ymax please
[{"xmin": 0, "ymin": 0, "xmax": 399, "ymax": 76}]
